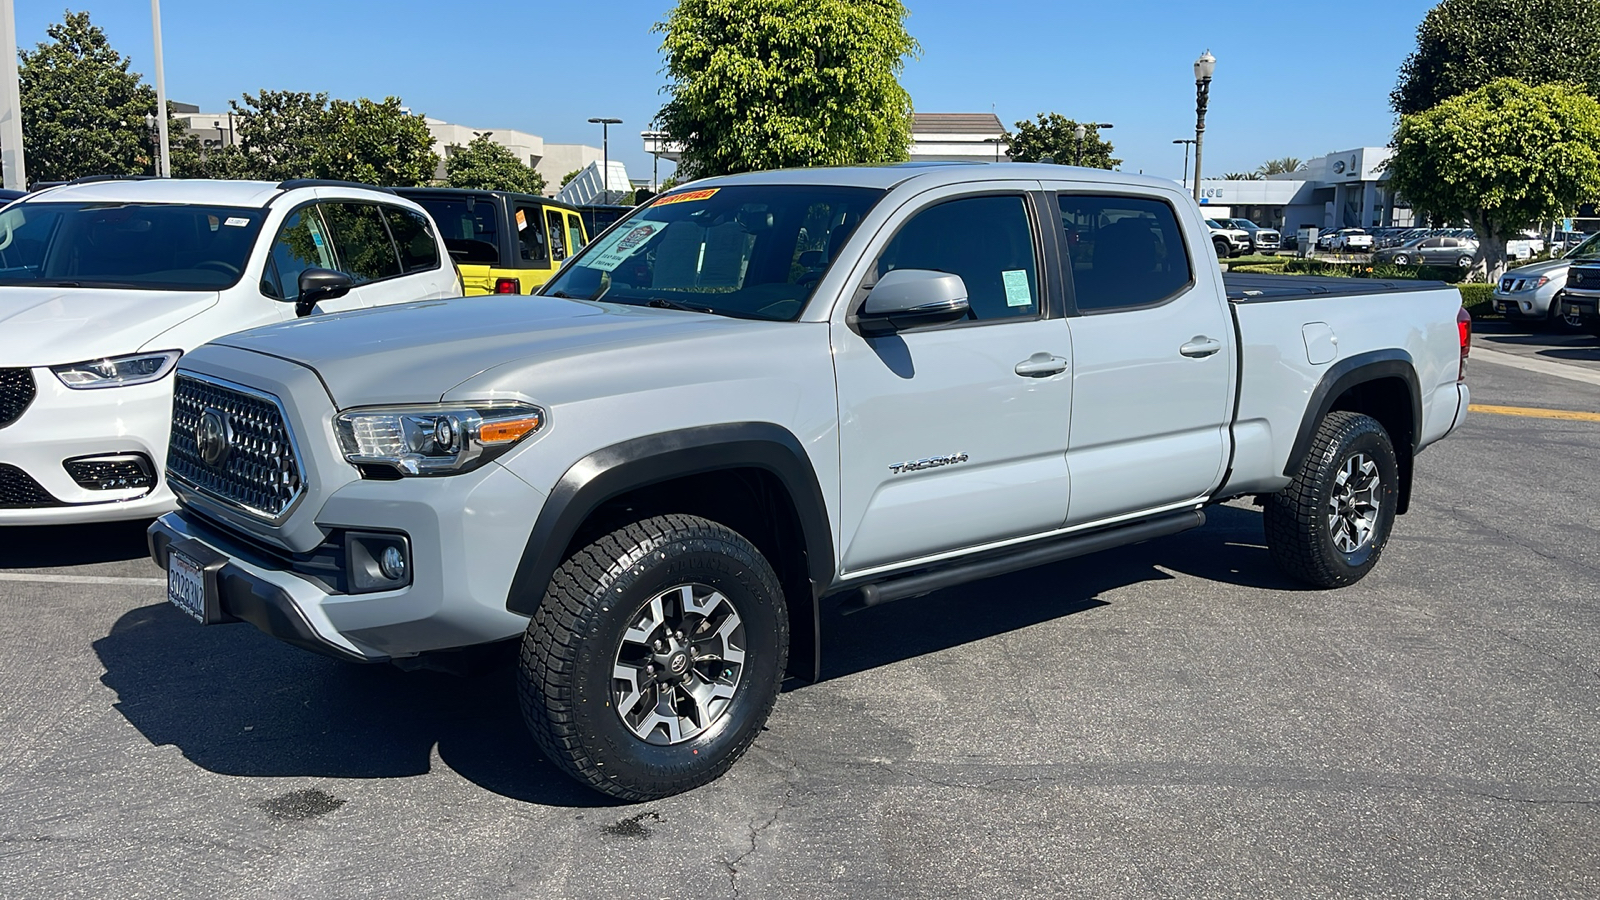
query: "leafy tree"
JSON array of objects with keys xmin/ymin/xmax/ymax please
[
  {"xmin": 445, "ymin": 133, "xmax": 546, "ymax": 194},
  {"xmin": 1392, "ymin": 0, "xmax": 1600, "ymax": 115},
  {"xmin": 1257, "ymin": 157, "xmax": 1304, "ymax": 176},
  {"xmin": 655, "ymin": 0, "xmax": 918, "ymax": 178},
  {"xmin": 560, "ymin": 168, "xmax": 582, "ymax": 188},
  {"xmin": 1386, "ymin": 78, "xmax": 1600, "ymax": 280},
  {"xmin": 1004, "ymin": 115, "xmax": 1120, "ymax": 169},
  {"xmin": 204, "ymin": 90, "xmax": 331, "ymax": 181},
  {"xmin": 18, "ymin": 11, "xmax": 169, "ymax": 183},
  {"xmin": 315, "ymin": 97, "xmax": 438, "ymax": 186}
]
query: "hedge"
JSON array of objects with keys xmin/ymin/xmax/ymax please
[{"xmin": 1457, "ymin": 283, "xmax": 1497, "ymax": 319}]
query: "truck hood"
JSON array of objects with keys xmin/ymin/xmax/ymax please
[
  {"xmin": 1517, "ymin": 257, "xmax": 1579, "ymax": 277},
  {"xmin": 210, "ymin": 295, "xmax": 784, "ymax": 406},
  {"xmin": 0, "ymin": 286, "xmax": 219, "ymax": 367}
]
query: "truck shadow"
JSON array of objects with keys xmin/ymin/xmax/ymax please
[
  {"xmin": 92, "ymin": 506, "xmax": 1292, "ymax": 807},
  {"xmin": 0, "ymin": 520, "xmax": 155, "ymax": 568}
]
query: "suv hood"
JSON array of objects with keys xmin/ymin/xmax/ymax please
[
  {"xmin": 0, "ymin": 286, "xmax": 219, "ymax": 367},
  {"xmin": 211, "ymin": 295, "xmax": 784, "ymax": 406}
]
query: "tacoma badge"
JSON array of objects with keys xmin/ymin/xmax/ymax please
[{"xmin": 889, "ymin": 453, "xmax": 969, "ymax": 474}]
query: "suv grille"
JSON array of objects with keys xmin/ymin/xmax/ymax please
[
  {"xmin": 168, "ymin": 374, "xmax": 304, "ymax": 520},
  {"xmin": 0, "ymin": 368, "xmax": 35, "ymax": 429},
  {"xmin": 0, "ymin": 463, "xmax": 58, "ymax": 508}
]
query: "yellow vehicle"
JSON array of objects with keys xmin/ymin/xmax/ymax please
[{"xmin": 394, "ymin": 188, "xmax": 587, "ymax": 295}]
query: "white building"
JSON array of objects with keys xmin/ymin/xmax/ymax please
[
  {"xmin": 638, "ymin": 111, "xmax": 1011, "ymax": 168},
  {"xmin": 1193, "ymin": 147, "xmax": 1412, "ymax": 232}
]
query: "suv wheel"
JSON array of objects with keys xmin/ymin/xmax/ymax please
[
  {"xmin": 518, "ymin": 514, "xmax": 788, "ymax": 800},
  {"xmin": 1264, "ymin": 411, "xmax": 1399, "ymax": 588},
  {"xmin": 1550, "ymin": 294, "xmax": 1584, "ymax": 332}
]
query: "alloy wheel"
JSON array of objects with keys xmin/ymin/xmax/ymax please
[
  {"xmin": 611, "ymin": 583, "xmax": 746, "ymax": 745},
  {"xmin": 1327, "ymin": 452, "xmax": 1381, "ymax": 554}
]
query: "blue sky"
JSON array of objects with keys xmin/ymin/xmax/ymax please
[{"xmin": 17, "ymin": 1, "xmax": 1438, "ymax": 182}]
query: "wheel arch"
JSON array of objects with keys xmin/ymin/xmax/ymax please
[
  {"xmin": 1285, "ymin": 349, "xmax": 1421, "ymax": 514},
  {"xmin": 505, "ymin": 423, "xmax": 834, "ymax": 681}
]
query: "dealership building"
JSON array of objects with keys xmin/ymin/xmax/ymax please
[{"xmin": 1192, "ymin": 147, "xmax": 1413, "ymax": 232}]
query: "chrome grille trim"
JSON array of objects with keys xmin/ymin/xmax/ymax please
[{"xmin": 167, "ymin": 372, "xmax": 306, "ymax": 523}]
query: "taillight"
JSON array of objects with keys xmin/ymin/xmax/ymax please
[
  {"xmin": 494, "ymin": 277, "xmax": 521, "ymax": 294},
  {"xmin": 1457, "ymin": 305, "xmax": 1472, "ymax": 382}
]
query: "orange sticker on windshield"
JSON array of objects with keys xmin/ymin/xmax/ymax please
[{"xmin": 652, "ymin": 188, "xmax": 719, "ymax": 206}]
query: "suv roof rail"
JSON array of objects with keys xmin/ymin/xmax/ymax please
[
  {"xmin": 63, "ymin": 174, "xmax": 164, "ymax": 186},
  {"xmin": 276, "ymin": 178, "xmax": 398, "ymax": 195}
]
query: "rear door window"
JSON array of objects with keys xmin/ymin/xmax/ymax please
[
  {"xmin": 319, "ymin": 202, "xmax": 402, "ymax": 284},
  {"xmin": 1057, "ymin": 194, "xmax": 1193, "ymax": 312},
  {"xmin": 566, "ymin": 212, "xmax": 586, "ymax": 252},
  {"xmin": 546, "ymin": 209, "xmax": 568, "ymax": 262},
  {"xmin": 514, "ymin": 205, "xmax": 547, "ymax": 263}
]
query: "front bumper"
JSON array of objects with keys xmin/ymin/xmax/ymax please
[
  {"xmin": 148, "ymin": 459, "xmax": 546, "ymax": 660},
  {"xmin": 0, "ymin": 369, "xmax": 177, "ymax": 525},
  {"xmin": 1493, "ymin": 285, "xmax": 1563, "ymax": 319}
]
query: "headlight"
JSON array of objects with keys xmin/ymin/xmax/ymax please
[
  {"xmin": 51, "ymin": 350, "xmax": 181, "ymax": 389},
  {"xmin": 335, "ymin": 401, "xmax": 544, "ymax": 476}
]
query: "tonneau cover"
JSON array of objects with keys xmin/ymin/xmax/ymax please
[{"xmin": 1223, "ymin": 273, "xmax": 1453, "ymax": 302}]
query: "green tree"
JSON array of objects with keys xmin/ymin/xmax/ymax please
[
  {"xmin": 18, "ymin": 11, "xmax": 166, "ymax": 183},
  {"xmin": 1386, "ymin": 78, "xmax": 1600, "ymax": 280},
  {"xmin": 315, "ymin": 97, "xmax": 438, "ymax": 186},
  {"xmin": 559, "ymin": 168, "xmax": 582, "ymax": 188},
  {"xmin": 1392, "ymin": 0, "xmax": 1600, "ymax": 115},
  {"xmin": 445, "ymin": 133, "xmax": 546, "ymax": 194},
  {"xmin": 1257, "ymin": 157, "xmax": 1304, "ymax": 176},
  {"xmin": 1004, "ymin": 114, "xmax": 1120, "ymax": 169},
  {"xmin": 206, "ymin": 90, "xmax": 331, "ymax": 181},
  {"xmin": 655, "ymin": 0, "xmax": 918, "ymax": 178}
]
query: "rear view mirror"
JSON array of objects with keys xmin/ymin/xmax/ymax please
[
  {"xmin": 296, "ymin": 267, "xmax": 354, "ymax": 317},
  {"xmin": 855, "ymin": 269, "xmax": 970, "ymax": 336}
]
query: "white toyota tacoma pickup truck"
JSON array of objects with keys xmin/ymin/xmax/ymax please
[{"xmin": 148, "ymin": 164, "xmax": 1472, "ymax": 800}]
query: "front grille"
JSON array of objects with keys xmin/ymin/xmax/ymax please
[
  {"xmin": 168, "ymin": 373, "xmax": 304, "ymax": 520},
  {"xmin": 0, "ymin": 463, "xmax": 59, "ymax": 508},
  {"xmin": 0, "ymin": 368, "xmax": 35, "ymax": 429}
]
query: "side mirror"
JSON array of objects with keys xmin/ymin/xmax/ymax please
[
  {"xmin": 855, "ymin": 268, "xmax": 970, "ymax": 336},
  {"xmin": 295, "ymin": 267, "xmax": 353, "ymax": 317}
]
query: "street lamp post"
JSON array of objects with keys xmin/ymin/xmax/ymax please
[
  {"xmin": 587, "ymin": 116, "xmax": 622, "ymax": 203},
  {"xmin": 1191, "ymin": 50, "xmax": 1216, "ymax": 202},
  {"xmin": 1173, "ymin": 138, "xmax": 1196, "ymax": 190},
  {"xmin": 641, "ymin": 128, "xmax": 668, "ymax": 191},
  {"xmin": 982, "ymin": 135, "xmax": 1006, "ymax": 162},
  {"xmin": 1073, "ymin": 122, "xmax": 1114, "ymax": 167},
  {"xmin": 150, "ymin": 0, "xmax": 170, "ymax": 177}
]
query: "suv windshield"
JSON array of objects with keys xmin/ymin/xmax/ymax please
[
  {"xmin": 540, "ymin": 184, "xmax": 883, "ymax": 321},
  {"xmin": 0, "ymin": 201, "xmax": 266, "ymax": 291}
]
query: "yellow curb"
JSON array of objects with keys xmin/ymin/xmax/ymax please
[{"xmin": 1469, "ymin": 404, "xmax": 1600, "ymax": 422}]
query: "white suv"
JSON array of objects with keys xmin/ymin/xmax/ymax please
[{"xmin": 0, "ymin": 177, "xmax": 459, "ymax": 525}]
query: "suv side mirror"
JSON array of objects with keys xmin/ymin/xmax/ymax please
[
  {"xmin": 295, "ymin": 267, "xmax": 354, "ymax": 317},
  {"xmin": 855, "ymin": 269, "xmax": 970, "ymax": 336}
]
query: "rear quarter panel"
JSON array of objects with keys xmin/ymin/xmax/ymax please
[{"xmin": 1223, "ymin": 284, "xmax": 1464, "ymax": 495}]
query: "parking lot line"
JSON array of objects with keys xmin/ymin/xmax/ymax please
[
  {"xmin": 0, "ymin": 572, "xmax": 164, "ymax": 586},
  {"xmin": 1472, "ymin": 347, "xmax": 1600, "ymax": 386},
  {"xmin": 1469, "ymin": 403, "xmax": 1600, "ymax": 422}
]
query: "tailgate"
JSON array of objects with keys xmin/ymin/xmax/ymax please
[{"xmin": 458, "ymin": 264, "xmax": 494, "ymax": 296}]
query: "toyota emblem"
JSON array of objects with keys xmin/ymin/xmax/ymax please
[{"xmin": 195, "ymin": 409, "xmax": 233, "ymax": 468}]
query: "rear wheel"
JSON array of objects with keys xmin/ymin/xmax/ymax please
[
  {"xmin": 518, "ymin": 514, "xmax": 789, "ymax": 800},
  {"xmin": 1264, "ymin": 411, "xmax": 1399, "ymax": 588},
  {"xmin": 1393, "ymin": 253, "xmax": 1410, "ymax": 266},
  {"xmin": 1457, "ymin": 255, "xmax": 1474, "ymax": 269}
]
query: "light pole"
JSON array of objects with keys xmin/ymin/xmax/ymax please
[
  {"xmin": 587, "ymin": 116, "xmax": 622, "ymax": 203},
  {"xmin": 982, "ymin": 135, "xmax": 1006, "ymax": 162},
  {"xmin": 1173, "ymin": 138, "xmax": 1196, "ymax": 190},
  {"xmin": 150, "ymin": 0, "xmax": 170, "ymax": 177},
  {"xmin": 0, "ymin": 0, "xmax": 26, "ymax": 189},
  {"xmin": 1191, "ymin": 50, "xmax": 1215, "ymax": 202},
  {"xmin": 1073, "ymin": 122, "xmax": 1114, "ymax": 167},
  {"xmin": 642, "ymin": 128, "xmax": 668, "ymax": 190}
]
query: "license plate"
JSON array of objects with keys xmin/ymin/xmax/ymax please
[
  {"xmin": 167, "ymin": 550, "xmax": 208, "ymax": 623},
  {"xmin": 1571, "ymin": 305, "xmax": 1584, "ymax": 317}
]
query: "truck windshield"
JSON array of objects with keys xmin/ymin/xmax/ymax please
[
  {"xmin": 1567, "ymin": 233, "xmax": 1600, "ymax": 260},
  {"xmin": 540, "ymin": 184, "xmax": 884, "ymax": 321},
  {"xmin": 0, "ymin": 202, "xmax": 266, "ymax": 291}
]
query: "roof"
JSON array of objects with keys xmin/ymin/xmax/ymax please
[
  {"xmin": 27, "ymin": 178, "xmax": 397, "ymax": 208},
  {"xmin": 683, "ymin": 162, "xmax": 1185, "ymax": 195},
  {"xmin": 912, "ymin": 113, "xmax": 1004, "ymax": 135},
  {"xmin": 392, "ymin": 186, "xmax": 576, "ymax": 210}
]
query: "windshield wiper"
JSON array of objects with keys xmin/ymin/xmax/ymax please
[
  {"xmin": 646, "ymin": 297, "xmax": 716, "ymax": 314},
  {"xmin": 30, "ymin": 280, "xmax": 83, "ymax": 287}
]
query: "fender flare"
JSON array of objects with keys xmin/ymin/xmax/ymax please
[
  {"xmin": 1284, "ymin": 349, "xmax": 1421, "ymax": 511},
  {"xmin": 504, "ymin": 423, "xmax": 835, "ymax": 620}
]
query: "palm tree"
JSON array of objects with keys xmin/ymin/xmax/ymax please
[
  {"xmin": 1257, "ymin": 157, "xmax": 1306, "ymax": 176},
  {"xmin": 1223, "ymin": 172, "xmax": 1264, "ymax": 180}
]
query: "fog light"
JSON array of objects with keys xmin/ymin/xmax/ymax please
[
  {"xmin": 379, "ymin": 545, "xmax": 407, "ymax": 581},
  {"xmin": 63, "ymin": 453, "xmax": 155, "ymax": 491}
]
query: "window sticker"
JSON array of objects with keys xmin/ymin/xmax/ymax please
[
  {"xmin": 1002, "ymin": 269, "xmax": 1033, "ymax": 308},
  {"xmin": 651, "ymin": 188, "xmax": 719, "ymax": 207},
  {"xmin": 515, "ymin": 209, "xmax": 527, "ymax": 229},
  {"xmin": 224, "ymin": 216, "xmax": 250, "ymax": 227},
  {"xmin": 583, "ymin": 221, "xmax": 663, "ymax": 272},
  {"xmin": 312, "ymin": 232, "xmax": 324, "ymax": 247}
]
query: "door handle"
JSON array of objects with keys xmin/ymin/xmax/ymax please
[
  {"xmin": 1014, "ymin": 352, "xmax": 1069, "ymax": 377},
  {"xmin": 1179, "ymin": 336, "xmax": 1222, "ymax": 359}
]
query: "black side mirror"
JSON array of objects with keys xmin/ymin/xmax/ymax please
[
  {"xmin": 295, "ymin": 267, "xmax": 354, "ymax": 317},
  {"xmin": 854, "ymin": 269, "xmax": 970, "ymax": 336}
]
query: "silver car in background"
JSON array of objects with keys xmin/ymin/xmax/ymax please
[
  {"xmin": 1509, "ymin": 232, "xmax": 1600, "ymax": 331},
  {"xmin": 1373, "ymin": 235, "xmax": 1479, "ymax": 268}
]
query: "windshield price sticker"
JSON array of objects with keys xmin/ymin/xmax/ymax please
[
  {"xmin": 584, "ymin": 222, "xmax": 664, "ymax": 272},
  {"xmin": 223, "ymin": 217, "xmax": 250, "ymax": 227},
  {"xmin": 651, "ymin": 188, "xmax": 719, "ymax": 207}
]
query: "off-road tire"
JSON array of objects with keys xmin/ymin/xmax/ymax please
[
  {"xmin": 1264, "ymin": 411, "xmax": 1399, "ymax": 588},
  {"xmin": 517, "ymin": 514, "xmax": 788, "ymax": 801}
]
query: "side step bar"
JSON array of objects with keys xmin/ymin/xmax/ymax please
[{"xmin": 838, "ymin": 509, "xmax": 1206, "ymax": 615}]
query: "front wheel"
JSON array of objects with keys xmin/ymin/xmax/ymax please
[
  {"xmin": 1264, "ymin": 411, "xmax": 1399, "ymax": 588},
  {"xmin": 1548, "ymin": 294, "xmax": 1584, "ymax": 332},
  {"xmin": 1213, "ymin": 238, "xmax": 1231, "ymax": 259},
  {"xmin": 1457, "ymin": 255, "xmax": 1474, "ymax": 269},
  {"xmin": 1393, "ymin": 254, "xmax": 1410, "ymax": 266},
  {"xmin": 517, "ymin": 514, "xmax": 789, "ymax": 800}
]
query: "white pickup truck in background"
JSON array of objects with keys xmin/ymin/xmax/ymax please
[{"xmin": 150, "ymin": 163, "xmax": 1472, "ymax": 800}]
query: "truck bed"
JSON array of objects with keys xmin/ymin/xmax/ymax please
[{"xmin": 1223, "ymin": 273, "xmax": 1455, "ymax": 303}]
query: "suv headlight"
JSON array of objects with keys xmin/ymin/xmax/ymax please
[
  {"xmin": 51, "ymin": 350, "xmax": 181, "ymax": 389},
  {"xmin": 335, "ymin": 401, "xmax": 544, "ymax": 476}
]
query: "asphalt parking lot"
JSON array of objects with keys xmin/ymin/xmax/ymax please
[{"xmin": 1, "ymin": 326, "xmax": 1598, "ymax": 899}]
